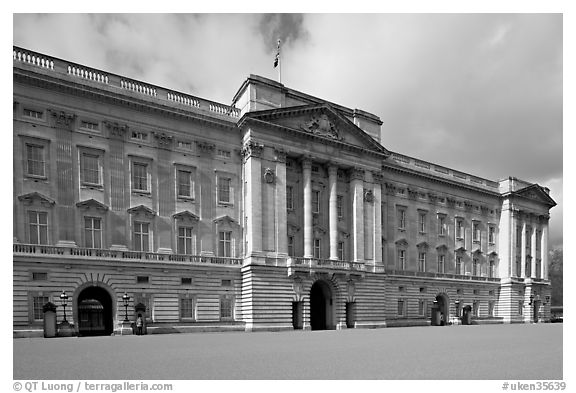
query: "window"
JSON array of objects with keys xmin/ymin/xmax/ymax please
[
  {"xmin": 398, "ymin": 208, "xmax": 406, "ymax": 230},
  {"xmin": 180, "ymin": 297, "xmax": 195, "ymax": 320},
  {"xmin": 418, "ymin": 252, "xmax": 426, "ymax": 272},
  {"xmin": 488, "ymin": 226, "xmax": 496, "ymax": 244},
  {"xmin": 473, "ymin": 301, "xmax": 479, "ymax": 317},
  {"xmin": 473, "ymin": 222, "xmax": 480, "ymax": 243},
  {"xmin": 337, "ymin": 195, "xmax": 344, "ymax": 218},
  {"xmin": 515, "ymin": 256, "xmax": 522, "ymax": 277},
  {"xmin": 536, "ymin": 259, "xmax": 541, "ymax": 279},
  {"xmin": 312, "ymin": 190, "xmax": 320, "ymax": 214},
  {"xmin": 287, "ymin": 236, "xmax": 294, "ymax": 256},
  {"xmin": 473, "ymin": 258, "xmax": 480, "ymax": 276},
  {"xmin": 132, "ymin": 162, "xmax": 149, "ymax": 192},
  {"xmin": 221, "ymin": 279, "xmax": 233, "ymax": 287},
  {"xmin": 81, "ymin": 152, "xmax": 101, "ymax": 186},
  {"xmin": 131, "ymin": 131, "xmax": 148, "ymax": 141},
  {"xmin": 218, "ymin": 231, "xmax": 232, "ymax": 257},
  {"xmin": 313, "ymin": 238, "xmax": 321, "ymax": 259},
  {"xmin": 28, "ymin": 211, "xmax": 48, "ymax": 245},
  {"xmin": 518, "ymin": 301, "xmax": 523, "ymax": 316},
  {"xmin": 488, "ymin": 301, "xmax": 495, "ymax": 317},
  {"xmin": 26, "ymin": 144, "xmax": 45, "ymax": 177},
  {"xmin": 516, "ymin": 226, "xmax": 522, "ymax": 249},
  {"xmin": 23, "ymin": 108, "xmax": 43, "ymax": 119},
  {"xmin": 525, "ymin": 257, "xmax": 532, "ymax": 278},
  {"xmin": 33, "ymin": 296, "xmax": 49, "ymax": 321},
  {"xmin": 418, "ymin": 300, "xmax": 427, "ymax": 316},
  {"xmin": 398, "ymin": 249, "xmax": 406, "ymax": 270},
  {"xmin": 437, "ymin": 254, "xmax": 445, "ymax": 273},
  {"xmin": 80, "ymin": 120, "xmax": 99, "ymax": 131},
  {"xmin": 84, "ymin": 217, "xmax": 102, "ymax": 248},
  {"xmin": 133, "ymin": 222, "xmax": 150, "ymax": 251},
  {"xmin": 456, "ymin": 219, "xmax": 464, "ymax": 240},
  {"xmin": 136, "ymin": 276, "xmax": 149, "ymax": 284},
  {"xmin": 489, "ymin": 259, "xmax": 495, "ymax": 278},
  {"xmin": 456, "ymin": 256, "xmax": 463, "ymax": 275},
  {"xmin": 286, "ymin": 186, "xmax": 294, "ymax": 210},
  {"xmin": 338, "ymin": 241, "xmax": 345, "ymax": 261},
  {"xmin": 438, "ymin": 215, "xmax": 446, "ymax": 236},
  {"xmin": 32, "ymin": 272, "xmax": 48, "ymax": 281},
  {"xmin": 220, "ymin": 296, "xmax": 234, "ymax": 320},
  {"xmin": 181, "ymin": 277, "xmax": 192, "ymax": 285},
  {"xmin": 397, "ymin": 299, "xmax": 405, "ymax": 317},
  {"xmin": 177, "ymin": 226, "xmax": 194, "ymax": 255},
  {"xmin": 419, "ymin": 212, "xmax": 427, "ymax": 233},
  {"xmin": 177, "ymin": 169, "xmax": 193, "ymax": 198},
  {"xmin": 218, "ymin": 177, "xmax": 231, "ymax": 203}
]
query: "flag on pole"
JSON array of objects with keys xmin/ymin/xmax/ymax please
[{"xmin": 273, "ymin": 39, "xmax": 281, "ymax": 68}]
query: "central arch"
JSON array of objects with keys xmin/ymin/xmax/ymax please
[
  {"xmin": 434, "ymin": 293, "xmax": 450, "ymax": 326},
  {"xmin": 310, "ymin": 280, "xmax": 334, "ymax": 330},
  {"xmin": 76, "ymin": 286, "xmax": 114, "ymax": 336}
]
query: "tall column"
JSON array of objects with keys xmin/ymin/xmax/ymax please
[
  {"xmin": 275, "ymin": 150, "xmax": 288, "ymax": 256},
  {"xmin": 520, "ymin": 217, "xmax": 527, "ymax": 278},
  {"xmin": 531, "ymin": 223, "xmax": 537, "ymax": 278},
  {"xmin": 373, "ymin": 172, "xmax": 383, "ymax": 265},
  {"xmin": 302, "ymin": 158, "xmax": 313, "ymax": 258},
  {"xmin": 242, "ymin": 140, "xmax": 264, "ymax": 257},
  {"xmin": 328, "ymin": 164, "xmax": 338, "ymax": 260},
  {"xmin": 541, "ymin": 216, "xmax": 549, "ymax": 280},
  {"xmin": 350, "ymin": 168, "xmax": 365, "ymax": 262}
]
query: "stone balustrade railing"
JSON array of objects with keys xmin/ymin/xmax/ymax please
[
  {"xmin": 386, "ymin": 268, "xmax": 500, "ymax": 282},
  {"xmin": 13, "ymin": 46, "xmax": 240, "ymax": 120},
  {"xmin": 389, "ymin": 152, "xmax": 500, "ymax": 190},
  {"xmin": 13, "ymin": 243, "xmax": 242, "ymax": 266},
  {"xmin": 292, "ymin": 257, "xmax": 366, "ymax": 272}
]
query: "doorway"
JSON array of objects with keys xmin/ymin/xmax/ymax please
[
  {"xmin": 77, "ymin": 286, "xmax": 113, "ymax": 336},
  {"xmin": 434, "ymin": 293, "xmax": 450, "ymax": 326},
  {"xmin": 310, "ymin": 280, "xmax": 334, "ymax": 330}
]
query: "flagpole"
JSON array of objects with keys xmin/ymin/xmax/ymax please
[{"xmin": 276, "ymin": 39, "xmax": 281, "ymax": 84}]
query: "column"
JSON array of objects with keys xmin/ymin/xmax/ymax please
[
  {"xmin": 350, "ymin": 168, "xmax": 365, "ymax": 262},
  {"xmin": 242, "ymin": 140, "xmax": 263, "ymax": 256},
  {"xmin": 541, "ymin": 217, "xmax": 549, "ymax": 280},
  {"xmin": 302, "ymin": 158, "xmax": 313, "ymax": 258},
  {"xmin": 328, "ymin": 164, "xmax": 338, "ymax": 260},
  {"xmin": 520, "ymin": 217, "xmax": 527, "ymax": 278},
  {"xmin": 275, "ymin": 150, "xmax": 288, "ymax": 256},
  {"xmin": 373, "ymin": 173, "xmax": 383, "ymax": 265},
  {"xmin": 530, "ymin": 223, "xmax": 537, "ymax": 278}
]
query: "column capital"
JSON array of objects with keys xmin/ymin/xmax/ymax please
[
  {"xmin": 301, "ymin": 157, "xmax": 313, "ymax": 170},
  {"xmin": 241, "ymin": 140, "xmax": 264, "ymax": 160},
  {"xmin": 372, "ymin": 172, "xmax": 384, "ymax": 184},
  {"xmin": 349, "ymin": 167, "xmax": 365, "ymax": 181},
  {"xmin": 327, "ymin": 163, "xmax": 339, "ymax": 176},
  {"xmin": 274, "ymin": 148, "xmax": 287, "ymax": 163}
]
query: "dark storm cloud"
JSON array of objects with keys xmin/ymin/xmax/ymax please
[{"xmin": 258, "ymin": 14, "xmax": 308, "ymax": 51}]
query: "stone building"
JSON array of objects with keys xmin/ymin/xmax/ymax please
[{"xmin": 12, "ymin": 46, "xmax": 556, "ymax": 337}]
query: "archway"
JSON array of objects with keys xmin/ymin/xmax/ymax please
[
  {"xmin": 77, "ymin": 286, "xmax": 114, "ymax": 336},
  {"xmin": 434, "ymin": 293, "xmax": 450, "ymax": 326},
  {"xmin": 310, "ymin": 280, "xmax": 334, "ymax": 330}
]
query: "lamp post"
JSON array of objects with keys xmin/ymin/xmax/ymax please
[
  {"xmin": 59, "ymin": 290, "xmax": 68, "ymax": 322},
  {"xmin": 122, "ymin": 292, "xmax": 130, "ymax": 322}
]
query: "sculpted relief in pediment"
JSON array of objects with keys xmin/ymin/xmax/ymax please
[{"xmin": 299, "ymin": 114, "xmax": 342, "ymax": 141}]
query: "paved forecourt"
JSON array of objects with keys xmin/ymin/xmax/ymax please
[{"xmin": 13, "ymin": 324, "xmax": 562, "ymax": 380}]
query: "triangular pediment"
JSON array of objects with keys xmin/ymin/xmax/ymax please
[
  {"xmin": 213, "ymin": 215, "xmax": 238, "ymax": 226},
  {"xmin": 76, "ymin": 198, "xmax": 109, "ymax": 212},
  {"xmin": 127, "ymin": 204, "xmax": 156, "ymax": 218},
  {"xmin": 240, "ymin": 104, "xmax": 390, "ymax": 156},
  {"xmin": 173, "ymin": 210, "xmax": 199, "ymax": 222},
  {"xmin": 18, "ymin": 192, "xmax": 55, "ymax": 207},
  {"xmin": 514, "ymin": 184, "xmax": 557, "ymax": 207}
]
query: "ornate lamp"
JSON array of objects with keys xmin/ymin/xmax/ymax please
[
  {"xmin": 122, "ymin": 292, "xmax": 130, "ymax": 322},
  {"xmin": 59, "ymin": 290, "xmax": 68, "ymax": 322}
]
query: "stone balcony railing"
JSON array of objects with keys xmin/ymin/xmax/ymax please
[
  {"xmin": 13, "ymin": 243, "xmax": 242, "ymax": 267},
  {"xmin": 287, "ymin": 257, "xmax": 366, "ymax": 277},
  {"xmin": 13, "ymin": 46, "xmax": 241, "ymax": 120},
  {"xmin": 386, "ymin": 269, "xmax": 501, "ymax": 282}
]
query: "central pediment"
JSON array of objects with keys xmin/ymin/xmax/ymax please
[{"xmin": 239, "ymin": 103, "xmax": 390, "ymax": 157}]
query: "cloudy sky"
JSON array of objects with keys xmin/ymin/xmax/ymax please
[{"xmin": 12, "ymin": 13, "xmax": 563, "ymax": 249}]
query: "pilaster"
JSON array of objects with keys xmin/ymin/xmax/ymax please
[
  {"xmin": 350, "ymin": 168, "xmax": 365, "ymax": 262},
  {"xmin": 302, "ymin": 158, "xmax": 313, "ymax": 258}
]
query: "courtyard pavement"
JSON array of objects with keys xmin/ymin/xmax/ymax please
[{"xmin": 13, "ymin": 323, "xmax": 562, "ymax": 380}]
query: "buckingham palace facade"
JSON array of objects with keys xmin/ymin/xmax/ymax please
[{"xmin": 13, "ymin": 46, "xmax": 556, "ymax": 337}]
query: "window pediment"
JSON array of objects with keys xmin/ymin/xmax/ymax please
[
  {"xmin": 213, "ymin": 215, "xmax": 239, "ymax": 227},
  {"xmin": 18, "ymin": 192, "xmax": 55, "ymax": 207},
  {"xmin": 76, "ymin": 198, "xmax": 109, "ymax": 212},
  {"xmin": 173, "ymin": 210, "xmax": 199, "ymax": 222},
  {"xmin": 127, "ymin": 204, "xmax": 156, "ymax": 218},
  {"xmin": 395, "ymin": 239, "xmax": 408, "ymax": 247}
]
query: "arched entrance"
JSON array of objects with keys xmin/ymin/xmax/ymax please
[
  {"xmin": 310, "ymin": 280, "xmax": 334, "ymax": 330},
  {"xmin": 433, "ymin": 293, "xmax": 450, "ymax": 326},
  {"xmin": 77, "ymin": 286, "xmax": 114, "ymax": 336}
]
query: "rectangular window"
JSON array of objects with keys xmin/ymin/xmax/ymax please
[
  {"xmin": 488, "ymin": 301, "xmax": 495, "ymax": 317},
  {"xmin": 32, "ymin": 272, "xmax": 48, "ymax": 281},
  {"xmin": 313, "ymin": 238, "xmax": 321, "ymax": 259},
  {"xmin": 456, "ymin": 219, "xmax": 464, "ymax": 240},
  {"xmin": 419, "ymin": 213, "xmax": 427, "ymax": 233},
  {"xmin": 133, "ymin": 222, "xmax": 150, "ymax": 251},
  {"xmin": 136, "ymin": 276, "xmax": 149, "ymax": 284},
  {"xmin": 180, "ymin": 298, "xmax": 195, "ymax": 320},
  {"xmin": 177, "ymin": 169, "xmax": 193, "ymax": 198},
  {"xmin": 218, "ymin": 177, "xmax": 231, "ymax": 203},
  {"xmin": 516, "ymin": 257, "xmax": 522, "ymax": 277},
  {"xmin": 418, "ymin": 300, "xmax": 427, "ymax": 316},
  {"xmin": 398, "ymin": 249, "xmax": 406, "ymax": 270},
  {"xmin": 23, "ymin": 108, "xmax": 43, "ymax": 119},
  {"xmin": 438, "ymin": 255, "xmax": 445, "ymax": 273},
  {"xmin": 518, "ymin": 301, "xmax": 523, "ymax": 316},
  {"xmin": 473, "ymin": 258, "xmax": 479, "ymax": 276},
  {"xmin": 312, "ymin": 190, "xmax": 320, "ymax": 214},
  {"xmin": 286, "ymin": 186, "xmax": 294, "ymax": 210},
  {"xmin": 338, "ymin": 241, "xmax": 345, "ymax": 261},
  {"xmin": 287, "ymin": 236, "xmax": 294, "ymax": 256},
  {"xmin": 438, "ymin": 215, "xmax": 446, "ymax": 236},
  {"xmin": 181, "ymin": 277, "xmax": 192, "ymax": 285},
  {"xmin": 132, "ymin": 162, "xmax": 149, "ymax": 192},
  {"xmin": 33, "ymin": 296, "xmax": 49, "ymax": 320},
  {"xmin": 218, "ymin": 231, "xmax": 232, "ymax": 257},
  {"xmin": 131, "ymin": 131, "xmax": 148, "ymax": 141},
  {"xmin": 456, "ymin": 256, "xmax": 463, "ymax": 275},
  {"xmin": 473, "ymin": 222, "xmax": 480, "ymax": 242},
  {"xmin": 397, "ymin": 299, "xmax": 405, "ymax": 317},
  {"xmin": 398, "ymin": 208, "xmax": 406, "ymax": 230},
  {"xmin": 177, "ymin": 227, "xmax": 194, "ymax": 255},
  {"xmin": 337, "ymin": 195, "xmax": 344, "ymax": 218},
  {"xmin": 489, "ymin": 259, "xmax": 495, "ymax": 278},
  {"xmin": 28, "ymin": 211, "xmax": 48, "ymax": 245},
  {"xmin": 81, "ymin": 153, "xmax": 101, "ymax": 185},
  {"xmin": 536, "ymin": 259, "xmax": 541, "ymax": 279},
  {"xmin": 516, "ymin": 226, "xmax": 522, "ymax": 249},
  {"xmin": 26, "ymin": 144, "xmax": 45, "ymax": 177},
  {"xmin": 488, "ymin": 226, "xmax": 496, "ymax": 244},
  {"xmin": 418, "ymin": 252, "xmax": 426, "ymax": 272},
  {"xmin": 84, "ymin": 217, "xmax": 102, "ymax": 248},
  {"xmin": 220, "ymin": 296, "xmax": 234, "ymax": 320}
]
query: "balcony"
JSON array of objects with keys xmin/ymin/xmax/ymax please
[
  {"xmin": 13, "ymin": 243, "xmax": 242, "ymax": 267},
  {"xmin": 385, "ymin": 269, "xmax": 500, "ymax": 283},
  {"xmin": 287, "ymin": 257, "xmax": 366, "ymax": 278}
]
